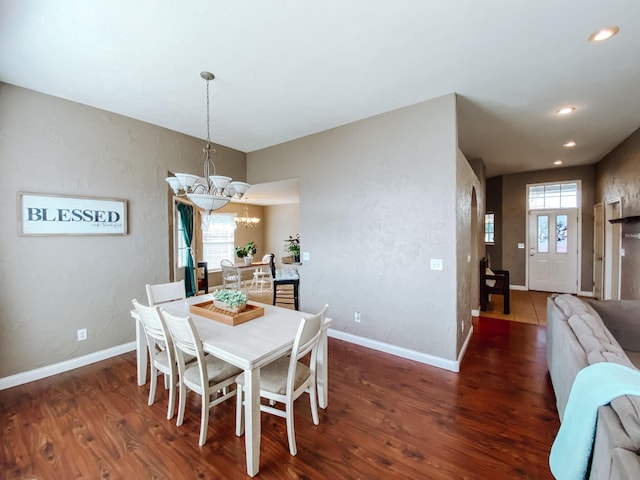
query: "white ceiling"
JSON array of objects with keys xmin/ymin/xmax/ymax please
[{"xmin": 1, "ymin": 0, "xmax": 639, "ymax": 197}]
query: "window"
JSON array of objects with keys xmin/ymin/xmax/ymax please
[
  {"xmin": 528, "ymin": 182, "xmax": 578, "ymax": 210},
  {"xmin": 202, "ymin": 213, "xmax": 237, "ymax": 269},
  {"xmin": 176, "ymin": 209, "xmax": 188, "ymax": 268},
  {"xmin": 484, "ymin": 213, "xmax": 495, "ymax": 244}
]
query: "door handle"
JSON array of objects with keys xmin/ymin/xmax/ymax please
[{"xmin": 529, "ymin": 248, "xmax": 535, "ymax": 257}]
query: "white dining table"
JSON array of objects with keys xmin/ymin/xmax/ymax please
[{"xmin": 131, "ymin": 295, "xmax": 331, "ymax": 477}]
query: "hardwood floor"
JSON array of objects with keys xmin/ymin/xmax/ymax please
[
  {"xmin": 0, "ymin": 317, "xmax": 559, "ymax": 479},
  {"xmin": 481, "ymin": 290, "xmax": 551, "ymax": 325}
]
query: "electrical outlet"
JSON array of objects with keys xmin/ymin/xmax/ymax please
[
  {"xmin": 354, "ymin": 311, "xmax": 361, "ymax": 323},
  {"xmin": 77, "ymin": 328, "xmax": 87, "ymax": 341}
]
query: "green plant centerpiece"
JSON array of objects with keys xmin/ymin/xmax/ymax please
[
  {"xmin": 212, "ymin": 289, "xmax": 247, "ymax": 314},
  {"xmin": 235, "ymin": 241, "xmax": 257, "ymax": 265},
  {"xmin": 284, "ymin": 234, "xmax": 300, "ymax": 262}
]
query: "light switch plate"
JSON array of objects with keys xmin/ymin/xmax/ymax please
[
  {"xmin": 430, "ymin": 258, "xmax": 443, "ymax": 271},
  {"xmin": 517, "ymin": 243, "xmax": 525, "ymax": 249},
  {"xmin": 302, "ymin": 251, "xmax": 310, "ymax": 261}
]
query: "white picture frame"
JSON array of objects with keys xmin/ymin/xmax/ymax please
[{"xmin": 18, "ymin": 192, "xmax": 128, "ymax": 236}]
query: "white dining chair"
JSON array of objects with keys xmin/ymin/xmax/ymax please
[
  {"xmin": 249, "ymin": 253, "xmax": 273, "ymax": 293},
  {"xmin": 235, "ymin": 304, "xmax": 329, "ymax": 456},
  {"xmin": 220, "ymin": 259, "xmax": 243, "ymax": 291},
  {"xmin": 131, "ymin": 299, "xmax": 178, "ymax": 420},
  {"xmin": 146, "ymin": 279, "xmax": 186, "ymax": 306},
  {"xmin": 160, "ymin": 308, "xmax": 242, "ymax": 446}
]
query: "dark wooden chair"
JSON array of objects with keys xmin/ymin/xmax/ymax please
[
  {"xmin": 196, "ymin": 261, "xmax": 208, "ymax": 294},
  {"xmin": 269, "ymin": 253, "xmax": 299, "ymax": 310},
  {"xmin": 480, "ymin": 257, "xmax": 510, "ymax": 314}
]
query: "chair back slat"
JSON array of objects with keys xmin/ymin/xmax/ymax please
[
  {"xmin": 132, "ymin": 299, "xmax": 167, "ymax": 343},
  {"xmin": 146, "ymin": 280, "xmax": 186, "ymax": 305},
  {"xmin": 287, "ymin": 305, "xmax": 329, "ymax": 391},
  {"xmin": 161, "ymin": 309, "xmax": 203, "ymax": 359},
  {"xmin": 132, "ymin": 299, "xmax": 177, "ymax": 373}
]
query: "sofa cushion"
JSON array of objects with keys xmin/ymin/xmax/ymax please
[
  {"xmin": 568, "ymin": 312, "xmax": 618, "ymax": 345},
  {"xmin": 587, "ymin": 350, "xmax": 635, "ymax": 369},
  {"xmin": 586, "ymin": 299, "xmax": 640, "ymax": 352},
  {"xmin": 553, "ymin": 294, "xmax": 598, "ymax": 319}
]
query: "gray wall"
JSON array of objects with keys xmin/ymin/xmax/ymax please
[
  {"xmin": 485, "ymin": 176, "xmax": 503, "ymax": 268},
  {"xmin": 499, "ymin": 165, "xmax": 595, "ymax": 291},
  {"xmin": 264, "ymin": 203, "xmax": 300, "ymax": 267},
  {"xmin": 248, "ymin": 93, "xmax": 472, "ymax": 361},
  {"xmin": 0, "ymin": 84, "xmax": 246, "ymax": 377},
  {"xmin": 455, "ymin": 148, "xmax": 485, "ymax": 352},
  {"xmin": 0, "ymin": 84, "xmax": 482, "ymax": 376},
  {"xmin": 595, "ymin": 128, "xmax": 640, "ymax": 300}
]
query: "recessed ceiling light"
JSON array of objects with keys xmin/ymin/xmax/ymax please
[
  {"xmin": 555, "ymin": 106, "xmax": 576, "ymax": 115},
  {"xmin": 588, "ymin": 26, "xmax": 620, "ymax": 43},
  {"xmin": 563, "ymin": 140, "xmax": 577, "ymax": 148},
  {"xmin": 554, "ymin": 160, "xmax": 563, "ymax": 166}
]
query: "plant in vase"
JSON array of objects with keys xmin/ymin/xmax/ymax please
[
  {"xmin": 284, "ymin": 234, "xmax": 300, "ymax": 262},
  {"xmin": 212, "ymin": 289, "xmax": 247, "ymax": 313},
  {"xmin": 235, "ymin": 241, "xmax": 257, "ymax": 265}
]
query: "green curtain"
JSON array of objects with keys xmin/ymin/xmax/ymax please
[{"xmin": 177, "ymin": 203, "xmax": 196, "ymax": 297}]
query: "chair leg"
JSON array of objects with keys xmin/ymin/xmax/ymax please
[
  {"xmin": 285, "ymin": 399, "xmax": 297, "ymax": 456},
  {"xmin": 166, "ymin": 372, "xmax": 176, "ymax": 420},
  {"xmin": 309, "ymin": 383, "xmax": 319, "ymax": 426},
  {"xmin": 176, "ymin": 381, "xmax": 186, "ymax": 427},
  {"xmin": 503, "ymin": 292, "xmax": 510, "ymax": 315},
  {"xmin": 148, "ymin": 364, "xmax": 158, "ymax": 406},
  {"xmin": 235, "ymin": 384, "xmax": 244, "ymax": 436},
  {"xmin": 199, "ymin": 390, "xmax": 209, "ymax": 446}
]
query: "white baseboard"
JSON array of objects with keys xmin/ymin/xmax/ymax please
[
  {"xmin": 510, "ymin": 285, "xmax": 527, "ymax": 291},
  {"xmin": 327, "ymin": 328, "xmax": 469, "ymax": 373},
  {"xmin": 0, "ymin": 341, "xmax": 136, "ymax": 391},
  {"xmin": 3, "ymin": 327, "xmax": 475, "ymax": 390},
  {"xmin": 579, "ymin": 290, "xmax": 594, "ymax": 297}
]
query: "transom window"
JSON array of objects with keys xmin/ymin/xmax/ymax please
[{"xmin": 528, "ymin": 182, "xmax": 578, "ymax": 210}]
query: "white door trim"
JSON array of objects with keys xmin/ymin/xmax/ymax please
[{"xmin": 604, "ymin": 198, "xmax": 622, "ymax": 300}]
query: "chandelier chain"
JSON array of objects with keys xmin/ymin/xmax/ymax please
[{"xmin": 205, "ymin": 77, "xmax": 211, "ymax": 144}]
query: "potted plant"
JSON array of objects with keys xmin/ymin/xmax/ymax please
[
  {"xmin": 235, "ymin": 241, "xmax": 257, "ymax": 265},
  {"xmin": 284, "ymin": 234, "xmax": 300, "ymax": 262},
  {"xmin": 212, "ymin": 289, "xmax": 247, "ymax": 313}
]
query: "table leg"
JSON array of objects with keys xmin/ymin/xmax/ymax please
[
  {"xmin": 135, "ymin": 317, "xmax": 148, "ymax": 386},
  {"xmin": 244, "ymin": 367, "xmax": 261, "ymax": 477},
  {"xmin": 317, "ymin": 324, "xmax": 329, "ymax": 409}
]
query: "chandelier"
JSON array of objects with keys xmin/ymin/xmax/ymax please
[
  {"xmin": 234, "ymin": 202, "xmax": 261, "ymax": 228},
  {"xmin": 166, "ymin": 72, "xmax": 249, "ymax": 212}
]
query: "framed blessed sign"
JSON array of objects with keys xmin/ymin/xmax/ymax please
[{"xmin": 18, "ymin": 192, "xmax": 128, "ymax": 236}]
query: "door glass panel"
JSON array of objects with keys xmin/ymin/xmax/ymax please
[
  {"xmin": 537, "ymin": 215, "xmax": 549, "ymax": 253},
  {"xmin": 556, "ymin": 214, "xmax": 568, "ymax": 253}
]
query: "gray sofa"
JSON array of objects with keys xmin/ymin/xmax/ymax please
[{"xmin": 547, "ymin": 293, "xmax": 640, "ymax": 479}]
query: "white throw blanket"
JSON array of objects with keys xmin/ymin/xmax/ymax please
[{"xmin": 549, "ymin": 362, "xmax": 640, "ymax": 479}]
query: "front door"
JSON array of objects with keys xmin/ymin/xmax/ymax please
[{"xmin": 528, "ymin": 209, "xmax": 578, "ymax": 293}]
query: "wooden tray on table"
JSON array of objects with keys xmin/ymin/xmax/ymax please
[{"xmin": 189, "ymin": 301, "xmax": 265, "ymax": 326}]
